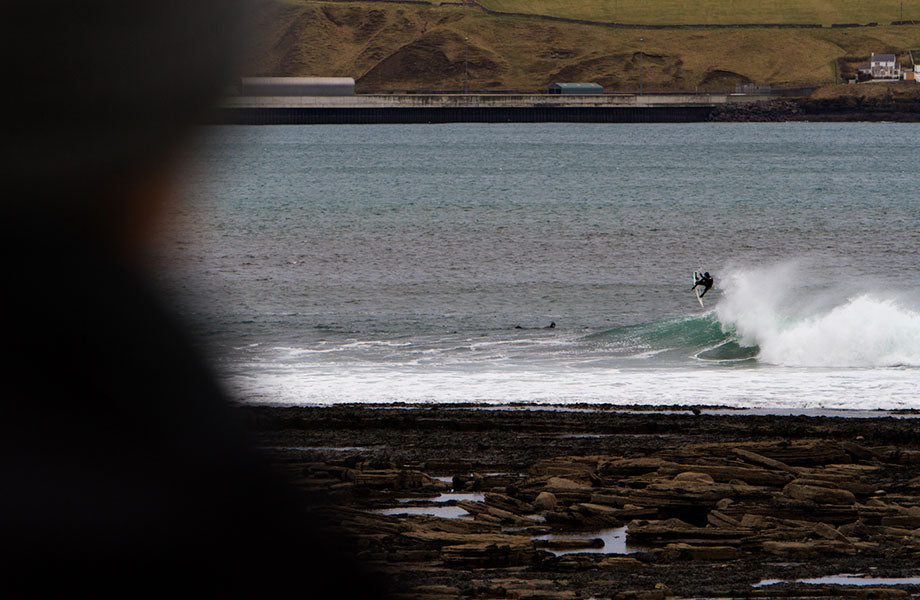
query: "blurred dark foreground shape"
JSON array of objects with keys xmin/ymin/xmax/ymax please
[{"xmin": 0, "ymin": 2, "xmax": 385, "ymax": 595}]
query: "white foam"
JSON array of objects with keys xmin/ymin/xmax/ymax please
[
  {"xmin": 227, "ymin": 365, "xmax": 920, "ymax": 409},
  {"xmin": 716, "ymin": 262, "xmax": 920, "ymax": 368}
]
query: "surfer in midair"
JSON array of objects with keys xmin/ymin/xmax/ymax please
[{"xmin": 691, "ymin": 272, "xmax": 714, "ymax": 298}]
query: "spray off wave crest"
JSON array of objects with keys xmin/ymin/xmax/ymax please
[{"xmin": 714, "ymin": 263, "xmax": 920, "ymax": 368}]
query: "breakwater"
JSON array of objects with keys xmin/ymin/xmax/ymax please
[{"xmin": 216, "ymin": 93, "xmax": 776, "ymax": 125}]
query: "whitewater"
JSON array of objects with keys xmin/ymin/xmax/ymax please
[
  {"xmin": 166, "ymin": 122, "xmax": 920, "ymax": 411},
  {"xmin": 226, "ymin": 260, "xmax": 920, "ymax": 409}
]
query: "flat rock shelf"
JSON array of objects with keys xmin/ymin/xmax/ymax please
[{"xmin": 246, "ymin": 404, "xmax": 920, "ymax": 600}]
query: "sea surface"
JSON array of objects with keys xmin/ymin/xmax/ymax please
[{"xmin": 162, "ymin": 122, "xmax": 920, "ymax": 409}]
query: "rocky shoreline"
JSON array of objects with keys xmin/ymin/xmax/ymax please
[
  {"xmin": 244, "ymin": 405, "xmax": 920, "ymax": 599},
  {"xmin": 710, "ymin": 92, "xmax": 920, "ymax": 122}
]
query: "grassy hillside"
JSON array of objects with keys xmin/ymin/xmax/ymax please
[
  {"xmin": 479, "ymin": 0, "xmax": 920, "ymax": 26},
  {"xmin": 249, "ymin": 1, "xmax": 920, "ymax": 92}
]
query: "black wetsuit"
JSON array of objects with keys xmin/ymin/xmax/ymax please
[{"xmin": 692, "ymin": 274, "xmax": 714, "ymax": 298}]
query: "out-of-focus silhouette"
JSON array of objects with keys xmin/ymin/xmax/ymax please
[{"xmin": 0, "ymin": 2, "xmax": 384, "ymax": 595}]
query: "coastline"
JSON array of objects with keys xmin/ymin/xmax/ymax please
[
  {"xmin": 246, "ymin": 403, "xmax": 920, "ymax": 599},
  {"xmin": 215, "ymin": 85, "xmax": 920, "ymax": 124}
]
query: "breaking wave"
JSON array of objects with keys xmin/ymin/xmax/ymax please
[{"xmin": 714, "ymin": 263, "xmax": 920, "ymax": 367}]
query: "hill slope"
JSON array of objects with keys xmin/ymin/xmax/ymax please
[{"xmin": 248, "ymin": 1, "xmax": 920, "ymax": 92}]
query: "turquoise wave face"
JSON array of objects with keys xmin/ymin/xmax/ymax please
[{"xmin": 585, "ymin": 315, "xmax": 760, "ymax": 364}]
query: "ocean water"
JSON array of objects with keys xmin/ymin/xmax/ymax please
[{"xmin": 163, "ymin": 122, "xmax": 920, "ymax": 409}]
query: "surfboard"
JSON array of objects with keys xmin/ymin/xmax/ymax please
[{"xmin": 692, "ymin": 270, "xmax": 704, "ymax": 307}]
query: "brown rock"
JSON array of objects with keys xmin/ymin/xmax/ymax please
[
  {"xmin": 783, "ymin": 482, "xmax": 856, "ymax": 505},
  {"xmin": 546, "ymin": 477, "xmax": 590, "ymax": 490},
  {"xmin": 811, "ymin": 521, "xmax": 853, "ymax": 543},
  {"xmin": 673, "ymin": 471, "xmax": 715, "ymax": 483},
  {"xmin": 627, "ymin": 518, "xmax": 748, "ymax": 545},
  {"xmin": 534, "ymin": 537, "xmax": 604, "ymax": 550},
  {"xmin": 543, "ymin": 477, "xmax": 593, "ymax": 503},
  {"xmin": 740, "ymin": 514, "xmax": 770, "ymax": 529},
  {"xmin": 840, "ymin": 441, "xmax": 881, "ymax": 462},
  {"xmin": 598, "ymin": 458, "xmax": 678, "ymax": 478},
  {"xmin": 411, "ymin": 584, "xmax": 461, "ymax": 599},
  {"xmin": 731, "ymin": 447, "xmax": 803, "ymax": 474},
  {"xmin": 659, "ymin": 462, "xmax": 791, "ymax": 487},
  {"xmin": 440, "ymin": 540, "xmax": 537, "ymax": 567},
  {"xmin": 762, "ymin": 540, "xmax": 857, "ymax": 556},
  {"xmin": 838, "ymin": 520, "xmax": 871, "ymax": 540},
  {"xmin": 707, "ymin": 510, "xmax": 742, "ymax": 528},
  {"xmin": 532, "ymin": 456, "xmax": 600, "ymax": 478},
  {"xmin": 615, "ymin": 590, "xmax": 666, "ymax": 600},
  {"xmin": 485, "ymin": 492, "xmax": 530, "ymax": 513},
  {"xmin": 664, "ymin": 542, "xmax": 739, "ymax": 560},
  {"xmin": 424, "ymin": 459, "xmax": 472, "ymax": 473},
  {"xmin": 576, "ymin": 502, "xmax": 625, "ymax": 521},
  {"xmin": 533, "ymin": 491, "xmax": 558, "ymax": 511},
  {"xmin": 598, "ymin": 556, "xmax": 643, "ymax": 568},
  {"xmin": 487, "ymin": 506, "xmax": 533, "ymax": 526},
  {"xmin": 881, "ymin": 515, "xmax": 920, "ymax": 528},
  {"xmin": 742, "ymin": 440, "xmax": 851, "ymax": 466}
]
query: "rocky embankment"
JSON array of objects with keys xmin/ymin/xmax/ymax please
[
  {"xmin": 247, "ymin": 406, "xmax": 920, "ymax": 599},
  {"xmin": 711, "ymin": 84, "xmax": 920, "ymax": 122}
]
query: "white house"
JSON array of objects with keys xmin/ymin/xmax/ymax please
[{"xmin": 870, "ymin": 53, "xmax": 900, "ymax": 79}]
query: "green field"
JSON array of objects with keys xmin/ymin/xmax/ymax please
[{"xmin": 478, "ymin": 0, "xmax": 920, "ymax": 25}]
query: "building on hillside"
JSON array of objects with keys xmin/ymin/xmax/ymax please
[
  {"xmin": 548, "ymin": 82, "xmax": 604, "ymax": 95},
  {"xmin": 238, "ymin": 77, "xmax": 356, "ymax": 96},
  {"xmin": 870, "ymin": 53, "xmax": 900, "ymax": 79},
  {"xmin": 906, "ymin": 50, "xmax": 920, "ymax": 81}
]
